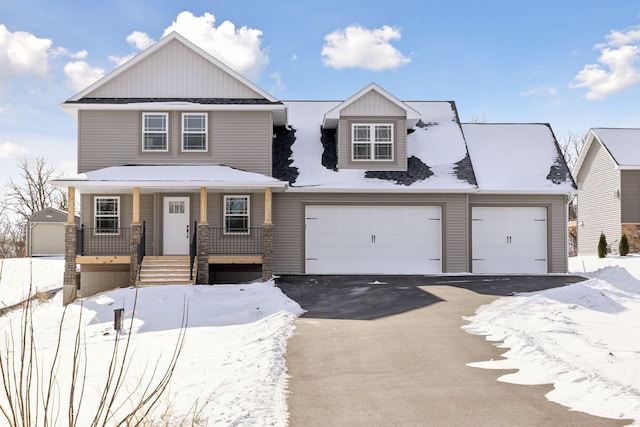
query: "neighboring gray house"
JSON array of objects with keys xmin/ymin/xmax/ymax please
[
  {"xmin": 51, "ymin": 32, "xmax": 576, "ymax": 304},
  {"xmin": 26, "ymin": 207, "xmax": 78, "ymax": 257},
  {"xmin": 573, "ymin": 128, "xmax": 640, "ymax": 255}
]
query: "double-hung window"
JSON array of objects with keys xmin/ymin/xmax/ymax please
[
  {"xmin": 224, "ymin": 195, "xmax": 250, "ymax": 234},
  {"xmin": 352, "ymin": 123, "xmax": 394, "ymax": 161},
  {"xmin": 94, "ymin": 196, "xmax": 119, "ymax": 234},
  {"xmin": 182, "ymin": 113, "xmax": 208, "ymax": 151},
  {"xmin": 142, "ymin": 113, "xmax": 168, "ymax": 151}
]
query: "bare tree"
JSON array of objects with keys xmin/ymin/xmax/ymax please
[
  {"xmin": 0, "ymin": 218, "xmax": 25, "ymax": 258},
  {"xmin": 1, "ymin": 157, "xmax": 68, "ymax": 257},
  {"xmin": 557, "ymin": 130, "xmax": 589, "ymax": 172},
  {"xmin": 4, "ymin": 156, "xmax": 68, "ymax": 225},
  {"xmin": 469, "ymin": 114, "xmax": 487, "ymax": 123}
]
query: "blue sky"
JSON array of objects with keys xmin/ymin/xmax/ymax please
[{"xmin": 1, "ymin": 0, "xmax": 640, "ymax": 181}]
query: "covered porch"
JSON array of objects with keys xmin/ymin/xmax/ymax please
[{"xmin": 52, "ymin": 165, "xmax": 287, "ymax": 304}]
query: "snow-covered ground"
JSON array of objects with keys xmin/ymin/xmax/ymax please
[
  {"xmin": 0, "ymin": 257, "xmax": 64, "ymax": 307},
  {"xmin": 0, "ymin": 258, "xmax": 303, "ymax": 425},
  {"xmin": 465, "ymin": 255, "xmax": 640, "ymax": 425},
  {"xmin": 2, "ymin": 255, "xmax": 639, "ymax": 425}
]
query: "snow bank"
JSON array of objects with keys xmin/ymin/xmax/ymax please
[
  {"xmin": 0, "ymin": 262, "xmax": 304, "ymax": 426},
  {"xmin": 0, "ymin": 257, "xmax": 63, "ymax": 307},
  {"xmin": 464, "ymin": 256, "xmax": 640, "ymax": 425}
]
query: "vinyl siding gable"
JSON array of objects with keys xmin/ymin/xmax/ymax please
[
  {"xmin": 336, "ymin": 90, "xmax": 408, "ymax": 171},
  {"xmin": 576, "ymin": 141, "xmax": 621, "ymax": 255},
  {"xmin": 86, "ymin": 39, "xmax": 262, "ymax": 99}
]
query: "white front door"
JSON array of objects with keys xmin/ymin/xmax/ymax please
[{"xmin": 163, "ymin": 196, "xmax": 190, "ymax": 255}]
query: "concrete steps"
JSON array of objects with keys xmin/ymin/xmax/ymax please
[{"xmin": 137, "ymin": 256, "xmax": 195, "ymax": 286}]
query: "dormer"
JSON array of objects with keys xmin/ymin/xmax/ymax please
[{"xmin": 323, "ymin": 83, "xmax": 421, "ymax": 171}]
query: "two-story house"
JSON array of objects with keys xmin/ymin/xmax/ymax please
[
  {"xmin": 52, "ymin": 32, "xmax": 576, "ymax": 304},
  {"xmin": 573, "ymin": 128, "xmax": 640, "ymax": 255}
]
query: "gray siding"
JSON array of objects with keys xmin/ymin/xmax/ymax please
[
  {"xmin": 272, "ymin": 193, "xmax": 468, "ymax": 274},
  {"xmin": 576, "ymin": 142, "xmax": 621, "ymax": 255},
  {"xmin": 211, "ymin": 111, "xmax": 273, "ymax": 176},
  {"xmin": 87, "ymin": 39, "xmax": 262, "ymax": 99},
  {"xmin": 78, "ymin": 110, "xmax": 273, "ymax": 175},
  {"xmin": 78, "ymin": 110, "xmax": 138, "ymax": 173},
  {"xmin": 621, "ymin": 170, "xmax": 640, "ymax": 223},
  {"xmin": 337, "ymin": 117, "xmax": 407, "ymax": 171},
  {"xmin": 469, "ymin": 194, "xmax": 569, "ymax": 273},
  {"xmin": 341, "ymin": 90, "xmax": 407, "ymax": 116}
]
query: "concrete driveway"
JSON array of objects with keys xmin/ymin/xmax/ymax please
[{"xmin": 277, "ymin": 275, "xmax": 630, "ymax": 427}]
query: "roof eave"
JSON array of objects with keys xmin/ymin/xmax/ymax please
[
  {"xmin": 285, "ymin": 186, "xmax": 476, "ymax": 194},
  {"xmin": 60, "ymin": 102, "xmax": 288, "ymax": 125},
  {"xmin": 50, "ymin": 179, "xmax": 288, "ymax": 193}
]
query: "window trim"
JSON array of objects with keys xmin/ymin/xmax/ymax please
[
  {"xmin": 181, "ymin": 112, "xmax": 208, "ymax": 152},
  {"xmin": 142, "ymin": 112, "xmax": 169, "ymax": 152},
  {"xmin": 94, "ymin": 196, "xmax": 120, "ymax": 235},
  {"xmin": 223, "ymin": 195, "xmax": 250, "ymax": 235},
  {"xmin": 351, "ymin": 123, "xmax": 395, "ymax": 162}
]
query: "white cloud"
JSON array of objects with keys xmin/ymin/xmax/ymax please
[
  {"xmin": 106, "ymin": 32, "xmax": 154, "ymax": 68},
  {"xmin": 520, "ymin": 86, "xmax": 561, "ymax": 104},
  {"xmin": 108, "ymin": 54, "xmax": 135, "ymax": 67},
  {"xmin": 321, "ymin": 25, "xmax": 411, "ymax": 71},
  {"xmin": 269, "ymin": 71, "xmax": 285, "ymax": 93},
  {"xmin": 127, "ymin": 31, "xmax": 155, "ymax": 50},
  {"xmin": 64, "ymin": 60, "xmax": 105, "ymax": 92},
  {"xmin": 0, "ymin": 25, "xmax": 52, "ymax": 84},
  {"xmin": 290, "ymin": 53, "xmax": 298, "ymax": 61},
  {"xmin": 572, "ymin": 45, "xmax": 640, "ymax": 100},
  {"xmin": 0, "ymin": 142, "xmax": 29, "ymax": 160},
  {"xmin": 572, "ymin": 26, "xmax": 640, "ymax": 100},
  {"xmin": 50, "ymin": 47, "xmax": 88, "ymax": 60},
  {"xmin": 596, "ymin": 25, "xmax": 640, "ymax": 48},
  {"xmin": 162, "ymin": 11, "xmax": 268, "ymax": 81}
]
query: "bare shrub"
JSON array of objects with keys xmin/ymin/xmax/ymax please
[{"xmin": 0, "ymin": 261, "xmax": 190, "ymax": 426}]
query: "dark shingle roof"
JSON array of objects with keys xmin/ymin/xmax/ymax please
[{"xmin": 67, "ymin": 97, "xmax": 283, "ymax": 105}]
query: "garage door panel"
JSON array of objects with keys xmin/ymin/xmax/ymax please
[
  {"xmin": 305, "ymin": 205, "xmax": 441, "ymax": 274},
  {"xmin": 472, "ymin": 207, "xmax": 547, "ymax": 274}
]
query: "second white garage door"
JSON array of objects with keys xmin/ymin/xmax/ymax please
[
  {"xmin": 472, "ymin": 206, "xmax": 548, "ymax": 274},
  {"xmin": 305, "ymin": 205, "xmax": 442, "ymax": 274}
]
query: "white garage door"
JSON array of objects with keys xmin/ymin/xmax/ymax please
[
  {"xmin": 305, "ymin": 205, "xmax": 441, "ymax": 274},
  {"xmin": 472, "ymin": 206, "xmax": 548, "ymax": 274},
  {"xmin": 30, "ymin": 223, "xmax": 65, "ymax": 256}
]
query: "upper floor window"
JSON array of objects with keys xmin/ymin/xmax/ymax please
[
  {"xmin": 94, "ymin": 196, "xmax": 119, "ymax": 234},
  {"xmin": 182, "ymin": 113, "xmax": 208, "ymax": 152},
  {"xmin": 352, "ymin": 123, "xmax": 394, "ymax": 161},
  {"xmin": 142, "ymin": 113, "xmax": 168, "ymax": 151},
  {"xmin": 224, "ymin": 195, "xmax": 250, "ymax": 235}
]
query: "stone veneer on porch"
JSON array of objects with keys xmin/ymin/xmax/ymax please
[{"xmin": 622, "ymin": 224, "xmax": 640, "ymax": 253}]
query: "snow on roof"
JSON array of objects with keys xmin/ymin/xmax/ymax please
[
  {"xmin": 592, "ymin": 128, "xmax": 640, "ymax": 168},
  {"xmin": 285, "ymin": 101, "xmax": 475, "ymax": 191},
  {"xmin": 51, "ymin": 165, "xmax": 285, "ymax": 191},
  {"xmin": 462, "ymin": 123, "xmax": 575, "ymax": 193}
]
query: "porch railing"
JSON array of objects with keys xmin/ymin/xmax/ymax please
[
  {"xmin": 137, "ymin": 221, "xmax": 146, "ymax": 278},
  {"xmin": 189, "ymin": 221, "xmax": 197, "ymax": 280},
  {"xmin": 76, "ymin": 225, "xmax": 131, "ymax": 256},
  {"xmin": 208, "ymin": 227, "xmax": 263, "ymax": 255}
]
